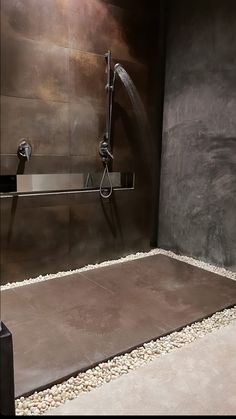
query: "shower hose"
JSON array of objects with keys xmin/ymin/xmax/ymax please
[{"xmin": 99, "ymin": 162, "xmax": 113, "ymax": 199}]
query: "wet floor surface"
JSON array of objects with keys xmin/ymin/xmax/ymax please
[{"xmin": 2, "ymin": 254, "xmax": 236, "ymax": 397}]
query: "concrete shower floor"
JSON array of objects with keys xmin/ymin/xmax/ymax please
[{"xmin": 2, "ymin": 254, "xmax": 236, "ymax": 398}]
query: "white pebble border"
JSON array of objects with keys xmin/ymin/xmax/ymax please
[
  {"xmin": 1, "ymin": 248, "xmax": 236, "ymax": 291},
  {"xmin": 15, "ymin": 306, "xmax": 236, "ymax": 416}
]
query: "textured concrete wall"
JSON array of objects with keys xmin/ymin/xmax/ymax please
[
  {"xmin": 159, "ymin": 0, "xmax": 236, "ymax": 270},
  {"xmin": 0, "ymin": 0, "xmax": 161, "ymax": 284}
]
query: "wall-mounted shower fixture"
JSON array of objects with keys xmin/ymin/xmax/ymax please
[
  {"xmin": 99, "ymin": 139, "xmax": 113, "ymax": 161},
  {"xmin": 99, "ymin": 50, "xmax": 116, "ymax": 198},
  {"xmin": 99, "ymin": 51, "xmax": 141, "ymax": 199},
  {"xmin": 17, "ymin": 139, "xmax": 32, "ymax": 161},
  {"xmin": 99, "ymin": 50, "xmax": 114, "ymax": 164}
]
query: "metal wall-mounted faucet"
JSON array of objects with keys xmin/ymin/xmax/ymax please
[
  {"xmin": 99, "ymin": 137, "xmax": 114, "ymax": 162},
  {"xmin": 17, "ymin": 139, "xmax": 32, "ymax": 161}
]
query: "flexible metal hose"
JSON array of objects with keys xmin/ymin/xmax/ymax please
[{"xmin": 99, "ymin": 163, "xmax": 113, "ymax": 199}]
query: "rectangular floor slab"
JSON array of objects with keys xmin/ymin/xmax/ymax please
[{"xmin": 2, "ymin": 255, "xmax": 236, "ymax": 397}]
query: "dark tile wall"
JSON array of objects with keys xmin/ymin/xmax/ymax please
[
  {"xmin": 158, "ymin": 0, "xmax": 236, "ymax": 271},
  {"xmin": 1, "ymin": 0, "xmax": 161, "ymax": 284}
]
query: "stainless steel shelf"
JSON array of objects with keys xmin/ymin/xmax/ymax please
[{"xmin": 0, "ymin": 172, "xmax": 135, "ymax": 197}]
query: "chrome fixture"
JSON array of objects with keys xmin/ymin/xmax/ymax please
[
  {"xmin": 99, "ymin": 139, "xmax": 113, "ymax": 161},
  {"xmin": 17, "ymin": 139, "xmax": 32, "ymax": 161}
]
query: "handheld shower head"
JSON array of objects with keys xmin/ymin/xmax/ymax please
[{"xmin": 114, "ymin": 63, "xmax": 121, "ymax": 70}]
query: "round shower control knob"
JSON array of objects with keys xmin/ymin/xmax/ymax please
[
  {"xmin": 99, "ymin": 138, "xmax": 113, "ymax": 162},
  {"xmin": 18, "ymin": 139, "xmax": 32, "ymax": 161}
]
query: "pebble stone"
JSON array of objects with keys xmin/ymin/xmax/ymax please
[{"xmin": 15, "ymin": 305, "xmax": 236, "ymax": 416}]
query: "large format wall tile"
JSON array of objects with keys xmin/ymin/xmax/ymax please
[
  {"xmin": 68, "ymin": 0, "xmax": 157, "ymax": 64},
  {"xmin": 69, "ymin": 195, "xmax": 120, "ymax": 267},
  {"xmin": 1, "ymin": 254, "xmax": 71, "ymax": 285},
  {"xmin": 111, "ymin": 108, "xmax": 136, "ymax": 172},
  {"xmin": 69, "ymin": 0, "xmax": 135, "ymax": 62},
  {"xmin": 1, "ymin": 0, "xmax": 69, "ymax": 48},
  {"xmin": 69, "ymin": 50, "xmax": 106, "ymax": 106},
  {"xmin": 0, "ymin": 187, "xmax": 152, "ymax": 285},
  {"xmin": 0, "ymin": 192, "xmax": 71, "ymax": 211},
  {"xmin": 1, "ymin": 96, "xmax": 70, "ymax": 156},
  {"xmin": 1, "ymin": 37, "xmax": 69, "ymax": 101},
  {"xmin": 0, "ymin": 155, "xmax": 70, "ymax": 175},
  {"xmin": 69, "ymin": 100, "xmax": 106, "ymax": 156},
  {"xmin": 70, "ymin": 155, "xmax": 101, "ymax": 174},
  {"xmin": 0, "ymin": 0, "xmax": 160, "ymax": 283},
  {"xmin": 69, "ymin": 189, "xmax": 151, "ymax": 270},
  {"xmin": 1, "ymin": 203, "xmax": 70, "ymax": 264}
]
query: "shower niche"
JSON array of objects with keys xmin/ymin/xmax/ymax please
[{"xmin": 0, "ymin": 172, "xmax": 135, "ymax": 196}]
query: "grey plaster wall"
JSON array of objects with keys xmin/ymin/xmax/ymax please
[{"xmin": 159, "ymin": 0, "xmax": 236, "ymax": 270}]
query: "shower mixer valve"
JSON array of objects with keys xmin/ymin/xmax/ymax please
[
  {"xmin": 99, "ymin": 137, "xmax": 113, "ymax": 162},
  {"xmin": 17, "ymin": 139, "xmax": 32, "ymax": 161}
]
